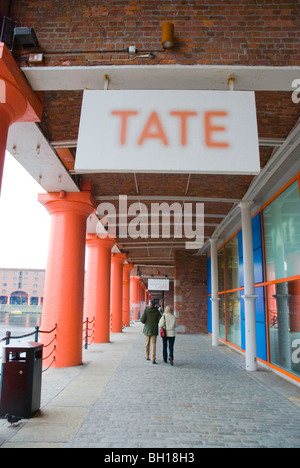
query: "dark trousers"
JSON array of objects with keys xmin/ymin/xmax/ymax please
[{"xmin": 162, "ymin": 336, "xmax": 175, "ymax": 362}]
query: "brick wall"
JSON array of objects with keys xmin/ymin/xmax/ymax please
[
  {"xmin": 11, "ymin": 1, "xmax": 299, "ymax": 67},
  {"xmin": 163, "ymin": 286, "xmax": 174, "ymax": 309},
  {"xmin": 174, "ymin": 250, "xmax": 207, "ymax": 334},
  {"xmin": 131, "ymin": 264, "xmax": 174, "ymax": 309},
  {"xmin": 8, "ymin": 0, "xmax": 299, "ymax": 337},
  {"xmin": 10, "ymin": 1, "xmax": 300, "ymax": 151}
]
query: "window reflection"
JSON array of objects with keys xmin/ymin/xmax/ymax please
[
  {"xmin": 225, "ymin": 236, "xmax": 239, "ymax": 291},
  {"xmin": 218, "ymin": 249, "xmax": 224, "ymax": 292},
  {"xmin": 263, "ymin": 182, "xmax": 300, "ymax": 282},
  {"xmin": 267, "ymin": 279, "xmax": 300, "ymax": 376},
  {"xmin": 219, "ymin": 294, "xmax": 226, "ymax": 340},
  {"xmin": 226, "ymin": 291, "xmax": 241, "ymax": 348}
]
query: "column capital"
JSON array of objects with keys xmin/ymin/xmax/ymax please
[
  {"xmin": 238, "ymin": 199, "xmax": 254, "ymax": 210},
  {"xmin": 210, "ymin": 297, "xmax": 220, "ymax": 302},
  {"xmin": 86, "ymin": 233, "xmax": 116, "ymax": 249},
  {"xmin": 209, "ymin": 237, "xmax": 219, "ymax": 247},
  {"xmin": 242, "ymin": 294, "xmax": 259, "ymax": 301},
  {"xmin": 111, "ymin": 252, "xmax": 127, "ymax": 264},
  {"xmin": 38, "ymin": 191, "xmax": 95, "ymax": 217},
  {"xmin": 123, "ymin": 262, "xmax": 134, "ymax": 274}
]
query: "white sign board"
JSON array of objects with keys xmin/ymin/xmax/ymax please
[
  {"xmin": 148, "ymin": 278, "xmax": 170, "ymax": 291},
  {"xmin": 76, "ymin": 90, "xmax": 260, "ymax": 175}
]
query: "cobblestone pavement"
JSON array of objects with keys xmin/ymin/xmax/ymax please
[
  {"xmin": 1, "ymin": 322, "xmax": 300, "ymax": 448},
  {"xmin": 67, "ymin": 326, "xmax": 300, "ymax": 449}
]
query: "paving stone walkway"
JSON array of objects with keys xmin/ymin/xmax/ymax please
[
  {"xmin": 1, "ymin": 322, "xmax": 300, "ymax": 448},
  {"xmin": 68, "ymin": 325, "xmax": 300, "ymax": 448}
]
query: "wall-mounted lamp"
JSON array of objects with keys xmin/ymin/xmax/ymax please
[
  {"xmin": 162, "ymin": 22, "xmax": 174, "ymax": 49},
  {"xmin": 14, "ymin": 27, "xmax": 39, "ymax": 48}
]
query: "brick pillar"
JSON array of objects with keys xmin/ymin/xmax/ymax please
[{"xmin": 174, "ymin": 250, "xmax": 207, "ymax": 334}]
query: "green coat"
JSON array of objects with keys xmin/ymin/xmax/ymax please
[{"xmin": 140, "ymin": 306, "xmax": 161, "ymax": 336}]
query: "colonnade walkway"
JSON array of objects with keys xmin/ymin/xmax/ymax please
[{"xmin": 1, "ymin": 322, "xmax": 300, "ymax": 448}]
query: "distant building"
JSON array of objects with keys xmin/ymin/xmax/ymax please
[{"xmin": 0, "ymin": 268, "xmax": 45, "ymax": 306}]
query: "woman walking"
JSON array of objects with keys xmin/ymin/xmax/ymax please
[{"xmin": 159, "ymin": 305, "xmax": 178, "ymax": 365}]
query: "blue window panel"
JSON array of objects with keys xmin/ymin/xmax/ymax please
[
  {"xmin": 207, "ymin": 296, "xmax": 212, "ymax": 334},
  {"xmin": 240, "ymin": 287, "xmax": 265, "ymax": 322},
  {"xmin": 240, "ymin": 288, "xmax": 267, "ymax": 360},
  {"xmin": 207, "ymin": 257, "xmax": 211, "ymax": 277},
  {"xmin": 252, "ymin": 213, "xmax": 262, "ymax": 250},
  {"xmin": 238, "ymin": 229, "xmax": 243, "ymax": 258},
  {"xmin": 207, "ymin": 258, "xmax": 211, "ymax": 294},
  {"xmin": 253, "ymin": 247, "xmax": 264, "ymax": 284},
  {"xmin": 239, "ymin": 256, "xmax": 244, "ymax": 287},
  {"xmin": 207, "ymin": 277, "xmax": 211, "ymax": 295},
  {"xmin": 256, "ymin": 322, "xmax": 267, "ymax": 361},
  {"xmin": 240, "ymin": 320, "xmax": 267, "ymax": 360},
  {"xmin": 240, "ymin": 290, "xmax": 245, "ymax": 320},
  {"xmin": 255, "ymin": 286, "xmax": 265, "ymax": 323},
  {"xmin": 237, "ymin": 213, "xmax": 262, "ymax": 261},
  {"xmin": 238, "ymin": 251, "xmax": 263, "ymax": 286},
  {"xmin": 241, "ymin": 319, "xmax": 245, "ymax": 351}
]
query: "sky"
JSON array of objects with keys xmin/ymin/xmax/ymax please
[{"xmin": 0, "ymin": 151, "xmax": 51, "ymax": 270}]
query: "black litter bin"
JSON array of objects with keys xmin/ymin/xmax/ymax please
[{"xmin": 0, "ymin": 341, "xmax": 43, "ymax": 418}]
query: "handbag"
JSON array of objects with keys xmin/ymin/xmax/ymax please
[{"xmin": 160, "ymin": 315, "xmax": 166, "ymax": 338}]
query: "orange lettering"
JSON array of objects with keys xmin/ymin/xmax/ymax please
[
  {"xmin": 138, "ymin": 111, "xmax": 169, "ymax": 146},
  {"xmin": 111, "ymin": 110, "xmax": 139, "ymax": 145},
  {"xmin": 204, "ymin": 111, "xmax": 229, "ymax": 148},
  {"xmin": 170, "ymin": 111, "xmax": 197, "ymax": 146}
]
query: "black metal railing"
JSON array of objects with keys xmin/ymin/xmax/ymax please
[
  {"xmin": 0, "ymin": 317, "xmax": 96, "ymax": 373},
  {"xmin": 82, "ymin": 317, "xmax": 95, "ymax": 349},
  {"xmin": 0, "ymin": 324, "xmax": 57, "ymax": 373}
]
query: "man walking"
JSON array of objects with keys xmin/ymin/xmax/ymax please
[{"xmin": 140, "ymin": 299, "xmax": 161, "ymax": 364}]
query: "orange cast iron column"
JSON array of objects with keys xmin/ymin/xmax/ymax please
[
  {"xmin": 0, "ymin": 43, "xmax": 43, "ymax": 194},
  {"xmin": 138, "ymin": 279, "xmax": 144, "ymax": 318},
  {"xmin": 122, "ymin": 263, "xmax": 133, "ymax": 327},
  {"xmin": 84, "ymin": 234, "xmax": 116, "ymax": 343},
  {"xmin": 110, "ymin": 252, "xmax": 127, "ymax": 333},
  {"xmin": 130, "ymin": 276, "xmax": 140, "ymax": 321},
  {"xmin": 38, "ymin": 191, "xmax": 95, "ymax": 368},
  {"xmin": 0, "ymin": 96, "xmax": 21, "ymax": 194},
  {"xmin": 141, "ymin": 282, "xmax": 146, "ymax": 313}
]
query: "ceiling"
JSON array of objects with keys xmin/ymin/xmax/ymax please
[{"xmin": 6, "ymin": 65, "xmax": 300, "ymax": 271}]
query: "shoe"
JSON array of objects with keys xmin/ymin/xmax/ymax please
[
  {"xmin": 170, "ymin": 358, "xmax": 174, "ymax": 366},
  {"xmin": 145, "ymin": 357, "xmax": 150, "ymax": 360},
  {"xmin": 152, "ymin": 360, "xmax": 157, "ymax": 364}
]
